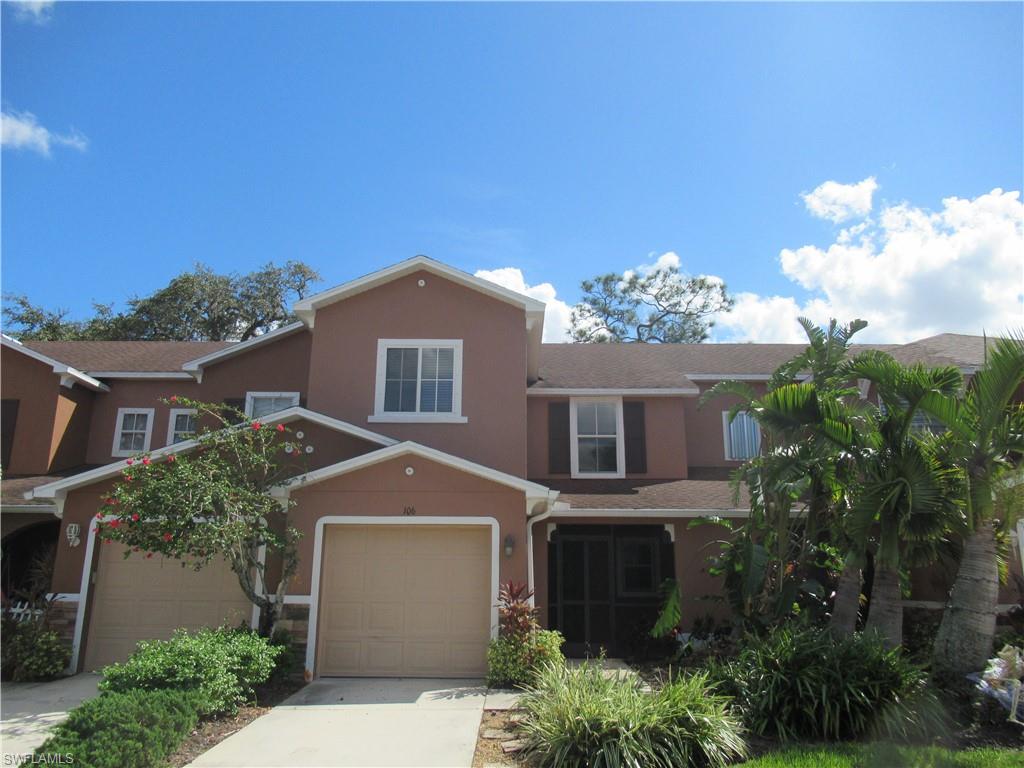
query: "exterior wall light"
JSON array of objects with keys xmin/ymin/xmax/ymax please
[
  {"xmin": 503, "ymin": 534, "xmax": 515, "ymax": 557},
  {"xmin": 405, "ymin": 466, "xmax": 415, "ymax": 476},
  {"xmin": 66, "ymin": 523, "xmax": 81, "ymax": 548}
]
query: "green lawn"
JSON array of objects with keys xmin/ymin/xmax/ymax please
[{"xmin": 739, "ymin": 745, "xmax": 1024, "ymax": 768}]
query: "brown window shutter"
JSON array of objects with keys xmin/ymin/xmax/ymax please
[
  {"xmin": 223, "ymin": 398, "xmax": 247, "ymax": 422},
  {"xmin": 1, "ymin": 399, "xmax": 20, "ymax": 470},
  {"xmin": 547, "ymin": 401, "xmax": 571, "ymax": 475},
  {"xmin": 623, "ymin": 401, "xmax": 647, "ymax": 474}
]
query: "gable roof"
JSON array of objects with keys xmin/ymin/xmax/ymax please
[
  {"xmin": 25, "ymin": 407, "xmax": 398, "ymax": 507},
  {"xmin": 23, "ymin": 339, "xmax": 232, "ymax": 374},
  {"xmin": 882, "ymin": 333, "xmax": 997, "ymax": 371},
  {"xmin": 273, "ymin": 440, "xmax": 555, "ymax": 500},
  {"xmin": 2, "ymin": 335, "xmax": 110, "ymax": 391},
  {"xmin": 292, "ymin": 255, "xmax": 548, "ymax": 327}
]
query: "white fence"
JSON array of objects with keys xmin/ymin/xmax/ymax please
[{"xmin": 5, "ymin": 600, "xmax": 43, "ymax": 623}]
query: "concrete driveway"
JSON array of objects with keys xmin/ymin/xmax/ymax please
[
  {"xmin": 1, "ymin": 674, "xmax": 100, "ymax": 759},
  {"xmin": 189, "ymin": 678, "xmax": 488, "ymax": 768}
]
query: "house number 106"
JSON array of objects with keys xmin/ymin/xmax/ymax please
[{"xmin": 403, "ymin": 506, "xmax": 416, "ymax": 516}]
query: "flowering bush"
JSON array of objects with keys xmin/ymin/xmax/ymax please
[
  {"xmin": 96, "ymin": 397, "xmax": 308, "ymax": 631},
  {"xmin": 486, "ymin": 581, "xmax": 565, "ymax": 687}
]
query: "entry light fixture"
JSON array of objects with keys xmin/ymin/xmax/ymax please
[
  {"xmin": 66, "ymin": 523, "xmax": 81, "ymax": 548},
  {"xmin": 504, "ymin": 534, "xmax": 515, "ymax": 558}
]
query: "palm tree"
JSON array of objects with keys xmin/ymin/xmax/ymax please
[
  {"xmin": 843, "ymin": 351, "xmax": 963, "ymax": 647},
  {"xmin": 700, "ymin": 318, "xmax": 867, "ymax": 630},
  {"xmin": 927, "ymin": 335, "xmax": 1024, "ymax": 679}
]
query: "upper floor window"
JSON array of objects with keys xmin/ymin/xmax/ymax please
[
  {"xmin": 723, "ymin": 411, "xmax": 761, "ymax": 461},
  {"xmin": 570, "ymin": 397, "xmax": 624, "ymax": 478},
  {"xmin": 371, "ymin": 340, "xmax": 466, "ymax": 423},
  {"xmin": 166, "ymin": 408, "xmax": 197, "ymax": 445},
  {"xmin": 112, "ymin": 408, "xmax": 154, "ymax": 457},
  {"xmin": 245, "ymin": 392, "xmax": 300, "ymax": 419}
]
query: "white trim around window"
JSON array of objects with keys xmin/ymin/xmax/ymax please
[
  {"xmin": 245, "ymin": 392, "xmax": 301, "ymax": 418},
  {"xmin": 722, "ymin": 410, "xmax": 761, "ymax": 461},
  {"xmin": 569, "ymin": 396, "xmax": 625, "ymax": 479},
  {"xmin": 370, "ymin": 339, "xmax": 466, "ymax": 423},
  {"xmin": 166, "ymin": 408, "xmax": 197, "ymax": 446},
  {"xmin": 111, "ymin": 408, "xmax": 155, "ymax": 457}
]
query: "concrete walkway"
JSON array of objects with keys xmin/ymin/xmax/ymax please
[
  {"xmin": 189, "ymin": 678, "xmax": 488, "ymax": 768},
  {"xmin": 1, "ymin": 674, "xmax": 100, "ymax": 759}
]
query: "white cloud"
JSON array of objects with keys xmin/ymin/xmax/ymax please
[
  {"xmin": 474, "ymin": 267, "xmax": 572, "ymax": 342},
  {"xmin": 7, "ymin": 0, "xmax": 54, "ymax": 23},
  {"xmin": 623, "ymin": 251, "xmax": 680, "ymax": 280},
  {"xmin": 802, "ymin": 177, "xmax": 878, "ymax": 223},
  {"xmin": 716, "ymin": 187, "xmax": 1024, "ymax": 343},
  {"xmin": 1, "ymin": 110, "xmax": 87, "ymax": 156}
]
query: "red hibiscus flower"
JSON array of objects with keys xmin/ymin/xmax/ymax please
[
  {"xmin": 276, "ymin": 424, "xmax": 285, "ymax": 432},
  {"xmin": 251, "ymin": 421, "xmax": 262, "ymax": 430},
  {"xmin": 131, "ymin": 513, "xmax": 140, "ymax": 522},
  {"xmin": 95, "ymin": 512, "xmax": 103, "ymax": 520},
  {"xmin": 141, "ymin": 457, "xmax": 151, "ymax": 466},
  {"xmin": 168, "ymin": 454, "xmax": 177, "ymax": 463},
  {"xmin": 146, "ymin": 552, "xmax": 153, "ymax": 559},
  {"xmin": 169, "ymin": 395, "xmax": 178, "ymax": 403},
  {"xmin": 163, "ymin": 532, "xmax": 173, "ymax": 542},
  {"xmin": 126, "ymin": 458, "xmax": 134, "ymax": 466}
]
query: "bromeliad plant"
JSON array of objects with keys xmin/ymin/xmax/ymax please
[{"xmin": 96, "ymin": 397, "xmax": 307, "ymax": 634}]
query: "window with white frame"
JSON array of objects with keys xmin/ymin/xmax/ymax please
[
  {"xmin": 112, "ymin": 408, "xmax": 154, "ymax": 457},
  {"xmin": 166, "ymin": 408, "xmax": 197, "ymax": 445},
  {"xmin": 245, "ymin": 392, "xmax": 300, "ymax": 418},
  {"xmin": 570, "ymin": 397, "xmax": 624, "ymax": 478},
  {"xmin": 723, "ymin": 411, "xmax": 761, "ymax": 461},
  {"xmin": 371, "ymin": 340, "xmax": 465, "ymax": 422}
]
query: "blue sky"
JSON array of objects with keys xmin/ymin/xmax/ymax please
[{"xmin": 2, "ymin": 1, "xmax": 1022, "ymax": 342}]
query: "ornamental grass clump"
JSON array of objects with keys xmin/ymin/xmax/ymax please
[
  {"xmin": 518, "ymin": 661, "xmax": 746, "ymax": 768},
  {"xmin": 710, "ymin": 624, "xmax": 946, "ymax": 741}
]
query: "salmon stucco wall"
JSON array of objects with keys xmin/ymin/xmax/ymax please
[
  {"xmin": 50, "ymin": 387, "xmax": 95, "ymax": 472},
  {"xmin": 84, "ymin": 331, "xmax": 312, "ymax": 464},
  {"xmin": 286, "ymin": 455, "xmax": 529, "ymax": 596},
  {"xmin": 526, "ymin": 396, "xmax": 689, "ymax": 480},
  {"xmin": 305, "ymin": 270, "xmax": 528, "ymax": 476},
  {"xmin": 2, "ymin": 348, "xmax": 63, "ymax": 475},
  {"xmin": 530, "ymin": 514, "xmax": 741, "ymax": 631}
]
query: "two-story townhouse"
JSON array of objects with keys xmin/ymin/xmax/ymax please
[{"xmin": 1, "ymin": 256, "xmax": 1020, "ymax": 679}]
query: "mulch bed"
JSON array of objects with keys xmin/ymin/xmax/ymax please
[
  {"xmin": 166, "ymin": 677, "xmax": 306, "ymax": 768},
  {"xmin": 473, "ymin": 709, "xmax": 524, "ymax": 768}
]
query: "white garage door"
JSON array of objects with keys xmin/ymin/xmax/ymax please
[
  {"xmin": 83, "ymin": 544, "xmax": 251, "ymax": 671},
  {"xmin": 316, "ymin": 525, "xmax": 492, "ymax": 677}
]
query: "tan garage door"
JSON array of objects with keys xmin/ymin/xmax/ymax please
[
  {"xmin": 83, "ymin": 544, "xmax": 251, "ymax": 671},
  {"xmin": 317, "ymin": 525, "xmax": 492, "ymax": 677}
]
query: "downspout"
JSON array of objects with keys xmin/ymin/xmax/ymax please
[{"xmin": 526, "ymin": 493, "xmax": 560, "ymax": 605}]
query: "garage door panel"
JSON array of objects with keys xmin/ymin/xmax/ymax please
[
  {"xmin": 317, "ymin": 525, "xmax": 491, "ymax": 677},
  {"xmin": 84, "ymin": 545, "xmax": 250, "ymax": 671}
]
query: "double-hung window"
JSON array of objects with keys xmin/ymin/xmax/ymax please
[
  {"xmin": 245, "ymin": 392, "xmax": 300, "ymax": 418},
  {"xmin": 371, "ymin": 340, "xmax": 465, "ymax": 422},
  {"xmin": 723, "ymin": 411, "xmax": 761, "ymax": 461},
  {"xmin": 166, "ymin": 408, "xmax": 197, "ymax": 445},
  {"xmin": 112, "ymin": 408, "xmax": 154, "ymax": 457},
  {"xmin": 569, "ymin": 397, "xmax": 624, "ymax": 478}
]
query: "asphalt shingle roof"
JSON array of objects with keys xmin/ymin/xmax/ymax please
[
  {"xmin": 543, "ymin": 477, "xmax": 748, "ymax": 510},
  {"xmin": 24, "ymin": 341, "xmax": 233, "ymax": 373}
]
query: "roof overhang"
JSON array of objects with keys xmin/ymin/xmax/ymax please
[
  {"xmin": 1, "ymin": 335, "xmax": 109, "ymax": 392},
  {"xmin": 25, "ymin": 407, "xmax": 397, "ymax": 507},
  {"xmin": 181, "ymin": 323, "xmax": 305, "ymax": 380},
  {"xmin": 526, "ymin": 387, "xmax": 700, "ymax": 397},
  {"xmin": 272, "ymin": 440, "xmax": 558, "ymax": 506},
  {"xmin": 292, "ymin": 256, "xmax": 548, "ymax": 329}
]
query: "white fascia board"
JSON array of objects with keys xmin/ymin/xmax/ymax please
[
  {"xmin": 527, "ymin": 387, "xmax": 699, "ymax": 397},
  {"xmin": 552, "ymin": 508, "xmax": 749, "ymax": 517},
  {"xmin": 686, "ymin": 373, "xmax": 811, "ymax": 382},
  {"xmin": 89, "ymin": 371, "xmax": 195, "ymax": 380},
  {"xmin": 292, "ymin": 256, "xmax": 548, "ymax": 325},
  {"xmin": 26, "ymin": 407, "xmax": 397, "ymax": 500},
  {"xmin": 180, "ymin": 323, "xmax": 305, "ymax": 373},
  {"xmin": 1, "ymin": 335, "xmax": 109, "ymax": 392},
  {"xmin": 274, "ymin": 440, "xmax": 553, "ymax": 499}
]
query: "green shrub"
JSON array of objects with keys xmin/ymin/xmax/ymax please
[
  {"xmin": 710, "ymin": 624, "xmax": 945, "ymax": 741},
  {"xmin": 1, "ymin": 617, "xmax": 69, "ymax": 681},
  {"xmin": 35, "ymin": 688, "xmax": 201, "ymax": 768},
  {"xmin": 100, "ymin": 626, "xmax": 282, "ymax": 715},
  {"xmin": 518, "ymin": 660, "xmax": 746, "ymax": 768},
  {"xmin": 486, "ymin": 629, "xmax": 564, "ymax": 688}
]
